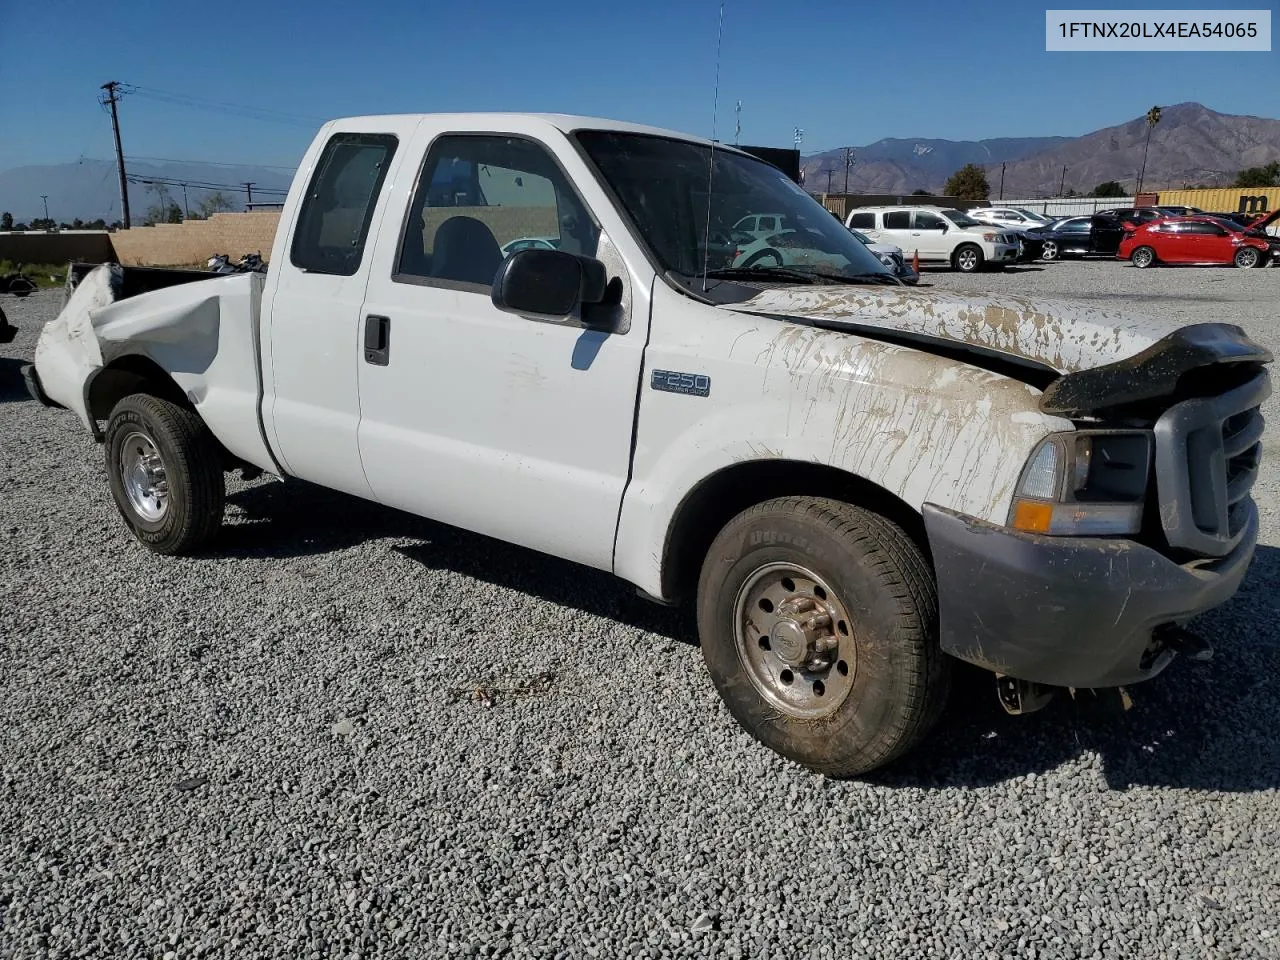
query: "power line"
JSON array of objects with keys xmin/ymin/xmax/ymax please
[
  {"xmin": 121, "ymin": 83, "xmax": 326, "ymax": 128},
  {"xmin": 125, "ymin": 154, "xmax": 298, "ymax": 170}
]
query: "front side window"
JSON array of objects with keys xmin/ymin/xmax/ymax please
[
  {"xmin": 574, "ymin": 131, "xmax": 890, "ymax": 298},
  {"xmin": 914, "ymin": 211, "xmax": 945, "ymax": 230},
  {"xmin": 396, "ymin": 134, "xmax": 599, "ymax": 288},
  {"xmin": 290, "ymin": 133, "xmax": 398, "ymax": 276}
]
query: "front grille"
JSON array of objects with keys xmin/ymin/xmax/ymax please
[{"xmin": 1153, "ymin": 371, "xmax": 1270, "ymax": 556}]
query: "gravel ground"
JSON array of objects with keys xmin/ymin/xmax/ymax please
[{"xmin": 2, "ymin": 264, "xmax": 1278, "ymax": 960}]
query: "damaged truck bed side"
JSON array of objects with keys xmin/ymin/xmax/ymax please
[{"xmin": 24, "ymin": 112, "xmax": 1272, "ymax": 777}]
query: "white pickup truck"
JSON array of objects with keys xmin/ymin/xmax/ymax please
[{"xmin": 25, "ymin": 113, "xmax": 1271, "ymax": 776}]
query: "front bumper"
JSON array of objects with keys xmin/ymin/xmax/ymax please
[
  {"xmin": 922, "ymin": 501, "xmax": 1259, "ymax": 688},
  {"xmin": 988, "ymin": 242, "xmax": 1020, "ymax": 262}
]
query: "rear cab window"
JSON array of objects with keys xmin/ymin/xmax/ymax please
[{"xmin": 290, "ymin": 133, "xmax": 399, "ymax": 276}]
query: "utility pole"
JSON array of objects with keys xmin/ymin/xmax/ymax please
[
  {"xmin": 181, "ymin": 183, "xmax": 189, "ymax": 220},
  {"xmin": 734, "ymin": 100, "xmax": 742, "ymax": 146},
  {"xmin": 40, "ymin": 195, "xmax": 50, "ymax": 223},
  {"xmin": 843, "ymin": 148, "xmax": 853, "ymax": 194},
  {"xmin": 100, "ymin": 81, "xmax": 131, "ymax": 228},
  {"xmin": 243, "ymin": 182, "xmax": 255, "ymax": 207},
  {"xmin": 826, "ymin": 169, "xmax": 833, "ymax": 193},
  {"xmin": 999, "ymin": 162, "xmax": 1006, "ymax": 201},
  {"xmin": 1059, "ymin": 165, "xmax": 1068, "ymax": 197}
]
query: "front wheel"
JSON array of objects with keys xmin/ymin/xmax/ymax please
[
  {"xmin": 1130, "ymin": 246, "xmax": 1156, "ymax": 268},
  {"xmin": 952, "ymin": 244, "xmax": 983, "ymax": 273},
  {"xmin": 105, "ymin": 394, "xmax": 226, "ymax": 555},
  {"xmin": 696, "ymin": 497, "xmax": 950, "ymax": 777},
  {"xmin": 1234, "ymin": 247, "xmax": 1261, "ymax": 269}
]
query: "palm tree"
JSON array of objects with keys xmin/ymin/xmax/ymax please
[{"xmin": 1136, "ymin": 105, "xmax": 1162, "ymax": 193}]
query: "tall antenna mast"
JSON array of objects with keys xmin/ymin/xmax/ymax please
[{"xmin": 699, "ymin": 0, "xmax": 727, "ymax": 291}]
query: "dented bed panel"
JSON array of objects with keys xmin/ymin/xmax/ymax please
[
  {"xmin": 614, "ymin": 282, "xmax": 1074, "ymax": 599},
  {"xmin": 33, "ymin": 265, "xmax": 277, "ymax": 473}
]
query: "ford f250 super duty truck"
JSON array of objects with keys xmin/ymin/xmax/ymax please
[{"xmin": 24, "ymin": 114, "xmax": 1272, "ymax": 776}]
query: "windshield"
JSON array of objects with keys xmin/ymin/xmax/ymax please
[
  {"xmin": 941, "ymin": 209, "xmax": 982, "ymax": 227},
  {"xmin": 574, "ymin": 131, "xmax": 891, "ymax": 293}
]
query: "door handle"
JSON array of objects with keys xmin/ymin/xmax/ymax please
[{"xmin": 364, "ymin": 315, "xmax": 390, "ymax": 366}]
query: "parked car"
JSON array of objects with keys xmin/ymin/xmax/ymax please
[
  {"xmin": 849, "ymin": 228, "xmax": 919, "ymax": 284},
  {"xmin": 501, "ymin": 236, "xmax": 560, "ymax": 255},
  {"xmin": 1090, "ymin": 208, "xmax": 1171, "ymax": 255},
  {"xmin": 24, "ymin": 111, "xmax": 1272, "ymax": 777},
  {"xmin": 1154, "ymin": 205, "xmax": 1204, "ymax": 217},
  {"xmin": 844, "ymin": 205, "xmax": 1020, "ymax": 272},
  {"xmin": 1025, "ymin": 216, "xmax": 1098, "ymax": 260},
  {"xmin": 968, "ymin": 206, "xmax": 1054, "ymax": 231},
  {"xmin": 1119, "ymin": 216, "xmax": 1275, "ymax": 268}
]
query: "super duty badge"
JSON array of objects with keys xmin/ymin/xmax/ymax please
[{"xmin": 651, "ymin": 369, "xmax": 711, "ymax": 398}]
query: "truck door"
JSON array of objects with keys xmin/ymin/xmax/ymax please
[
  {"xmin": 355, "ymin": 129, "xmax": 647, "ymax": 570},
  {"xmin": 260, "ymin": 120, "xmax": 417, "ymax": 498}
]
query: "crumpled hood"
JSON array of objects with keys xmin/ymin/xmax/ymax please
[{"xmin": 722, "ymin": 284, "xmax": 1188, "ymax": 375}]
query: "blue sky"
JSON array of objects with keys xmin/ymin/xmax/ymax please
[{"xmin": 1, "ymin": 0, "xmax": 1276, "ymax": 170}]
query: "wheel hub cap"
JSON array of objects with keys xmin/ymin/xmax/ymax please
[
  {"xmin": 734, "ymin": 562, "xmax": 857, "ymax": 719},
  {"xmin": 120, "ymin": 431, "xmax": 169, "ymax": 522}
]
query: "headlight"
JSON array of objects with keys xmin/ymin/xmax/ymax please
[
  {"xmin": 876, "ymin": 252, "xmax": 894, "ymax": 267},
  {"xmin": 1009, "ymin": 431, "xmax": 1152, "ymax": 535}
]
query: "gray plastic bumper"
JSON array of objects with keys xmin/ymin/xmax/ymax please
[{"xmin": 923, "ymin": 501, "xmax": 1258, "ymax": 688}]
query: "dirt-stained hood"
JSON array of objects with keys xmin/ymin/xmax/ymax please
[{"xmin": 723, "ymin": 285, "xmax": 1271, "ymax": 416}]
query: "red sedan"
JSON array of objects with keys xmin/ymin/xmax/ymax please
[{"xmin": 1119, "ymin": 216, "xmax": 1274, "ymax": 269}]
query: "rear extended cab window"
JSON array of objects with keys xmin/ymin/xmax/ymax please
[{"xmin": 290, "ymin": 133, "xmax": 398, "ymax": 276}]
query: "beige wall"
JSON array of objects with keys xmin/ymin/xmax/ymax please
[{"xmin": 110, "ymin": 212, "xmax": 282, "ymax": 266}]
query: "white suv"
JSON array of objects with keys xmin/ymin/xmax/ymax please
[{"xmin": 845, "ymin": 205, "xmax": 1021, "ymax": 272}]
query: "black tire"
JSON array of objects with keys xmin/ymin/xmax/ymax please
[
  {"xmin": 1040, "ymin": 240, "xmax": 1059, "ymax": 261},
  {"xmin": 742, "ymin": 248, "xmax": 782, "ymax": 268},
  {"xmin": 696, "ymin": 496, "xmax": 950, "ymax": 777},
  {"xmin": 952, "ymin": 244, "xmax": 983, "ymax": 273},
  {"xmin": 104, "ymin": 394, "xmax": 225, "ymax": 555},
  {"xmin": 1233, "ymin": 246, "xmax": 1261, "ymax": 269},
  {"xmin": 1130, "ymin": 246, "xmax": 1156, "ymax": 268}
]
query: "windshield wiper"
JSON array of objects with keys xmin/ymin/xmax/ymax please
[
  {"xmin": 696, "ymin": 266, "xmax": 827, "ymax": 284},
  {"xmin": 796, "ymin": 269, "xmax": 904, "ymax": 287}
]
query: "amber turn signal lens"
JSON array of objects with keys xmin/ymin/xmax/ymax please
[{"xmin": 1012, "ymin": 499, "xmax": 1053, "ymax": 533}]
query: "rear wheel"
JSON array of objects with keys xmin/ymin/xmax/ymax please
[
  {"xmin": 1130, "ymin": 246, "xmax": 1156, "ymax": 268},
  {"xmin": 1234, "ymin": 247, "xmax": 1261, "ymax": 269},
  {"xmin": 953, "ymin": 244, "xmax": 983, "ymax": 273},
  {"xmin": 104, "ymin": 394, "xmax": 225, "ymax": 555},
  {"xmin": 1040, "ymin": 240, "xmax": 1059, "ymax": 261},
  {"xmin": 696, "ymin": 496, "xmax": 950, "ymax": 777}
]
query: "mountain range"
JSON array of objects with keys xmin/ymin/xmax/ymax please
[
  {"xmin": 800, "ymin": 103, "xmax": 1280, "ymax": 197},
  {"xmin": 3, "ymin": 103, "xmax": 1278, "ymax": 220}
]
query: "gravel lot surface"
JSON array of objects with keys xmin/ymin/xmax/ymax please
[{"xmin": 2, "ymin": 263, "xmax": 1278, "ymax": 959}]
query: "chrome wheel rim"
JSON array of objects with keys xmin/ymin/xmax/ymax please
[
  {"xmin": 733, "ymin": 562, "xmax": 856, "ymax": 720},
  {"xmin": 1237, "ymin": 249, "xmax": 1258, "ymax": 267},
  {"xmin": 958, "ymin": 249, "xmax": 978, "ymax": 271},
  {"xmin": 1133, "ymin": 248, "xmax": 1153, "ymax": 267},
  {"xmin": 120, "ymin": 431, "xmax": 169, "ymax": 522},
  {"xmin": 1042, "ymin": 241, "xmax": 1058, "ymax": 260}
]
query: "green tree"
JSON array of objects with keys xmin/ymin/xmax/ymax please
[
  {"xmin": 30, "ymin": 217, "xmax": 56, "ymax": 231},
  {"xmin": 943, "ymin": 164, "xmax": 990, "ymax": 201},
  {"xmin": 0, "ymin": 212, "xmax": 12, "ymax": 231},
  {"xmin": 910, "ymin": 188, "xmax": 933, "ymax": 196},
  {"xmin": 142, "ymin": 203, "xmax": 184, "ymax": 226},
  {"xmin": 1233, "ymin": 161, "xmax": 1280, "ymax": 187},
  {"xmin": 1092, "ymin": 180, "xmax": 1126, "ymax": 198},
  {"xmin": 198, "ymin": 191, "xmax": 235, "ymax": 217},
  {"xmin": 14, "ymin": 222, "xmax": 29, "ymax": 231}
]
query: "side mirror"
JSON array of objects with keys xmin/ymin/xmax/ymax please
[
  {"xmin": 491, "ymin": 249, "xmax": 609, "ymax": 321},
  {"xmin": 937, "ymin": 222, "xmax": 948, "ymax": 232}
]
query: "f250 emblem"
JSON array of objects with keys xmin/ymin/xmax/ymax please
[{"xmin": 651, "ymin": 369, "xmax": 711, "ymax": 397}]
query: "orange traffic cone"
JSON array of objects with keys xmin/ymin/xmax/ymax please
[{"xmin": 912, "ymin": 249, "xmax": 920, "ymax": 274}]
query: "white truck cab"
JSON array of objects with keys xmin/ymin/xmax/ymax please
[
  {"xmin": 26, "ymin": 113, "xmax": 1271, "ymax": 776},
  {"xmin": 844, "ymin": 204, "xmax": 1021, "ymax": 272}
]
